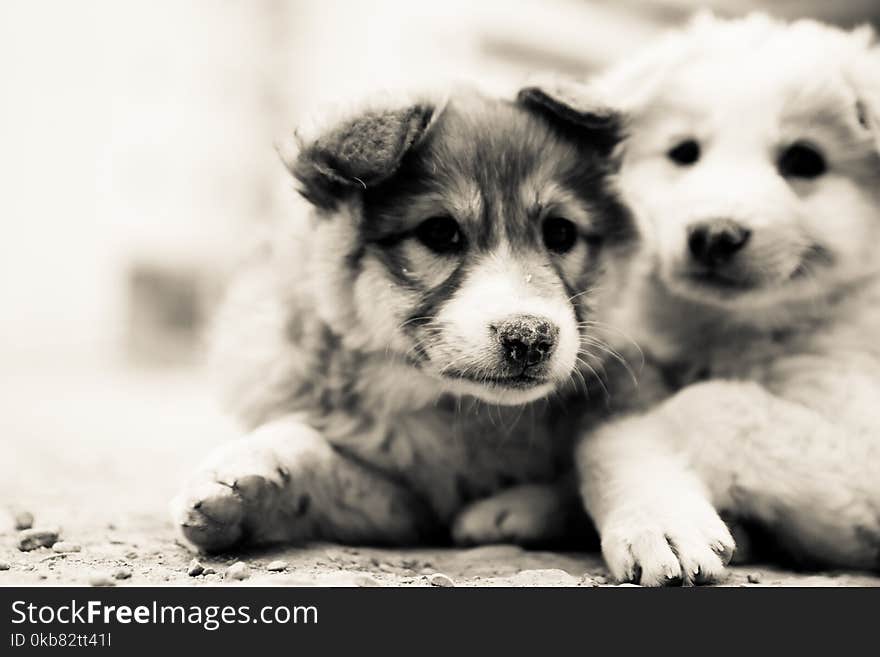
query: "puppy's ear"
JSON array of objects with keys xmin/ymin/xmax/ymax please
[
  {"xmin": 289, "ymin": 102, "xmax": 437, "ymax": 208},
  {"xmin": 847, "ymin": 27, "xmax": 880, "ymax": 151},
  {"xmin": 859, "ymin": 71, "xmax": 880, "ymax": 153},
  {"xmin": 517, "ymin": 77, "xmax": 624, "ymax": 155}
]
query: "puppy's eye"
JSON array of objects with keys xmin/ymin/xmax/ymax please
[
  {"xmin": 542, "ymin": 216, "xmax": 578, "ymax": 254},
  {"xmin": 667, "ymin": 139, "xmax": 700, "ymax": 166},
  {"xmin": 415, "ymin": 216, "xmax": 463, "ymax": 254},
  {"xmin": 778, "ymin": 142, "xmax": 826, "ymax": 179}
]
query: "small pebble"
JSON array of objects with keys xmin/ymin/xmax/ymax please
[
  {"xmin": 747, "ymin": 573, "xmax": 762, "ymax": 584},
  {"xmin": 88, "ymin": 573, "xmax": 116, "ymax": 587},
  {"xmin": 125, "ymin": 551, "xmax": 139, "ymax": 559},
  {"xmin": 18, "ymin": 528, "xmax": 59, "ymax": 551},
  {"xmin": 266, "ymin": 560, "xmax": 288, "ymax": 572},
  {"xmin": 202, "ymin": 567, "xmax": 216, "ymax": 575},
  {"xmin": 113, "ymin": 568, "xmax": 132, "ymax": 580},
  {"xmin": 0, "ymin": 561, "xmax": 11, "ymax": 571},
  {"xmin": 352, "ymin": 574, "xmax": 382, "ymax": 587},
  {"xmin": 225, "ymin": 561, "xmax": 251, "ymax": 581},
  {"xmin": 187, "ymin": 559, "xmax": 205, "ymax": 577},
  {"xmin": 14, "ymin": 511, "xmax": 34, "ymax": 530},
  {"xmin": 428, "ymin": 573, "xmax": 455, "ymax": 587},
  {"xmin": 52, "ymin": 541, "xmax": 82, "ymax": 553}
]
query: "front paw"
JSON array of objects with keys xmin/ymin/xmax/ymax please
[
  {"xmin": 601, "ymin": 500, "xmax": 735, "ymax": 586},
  {"xmin": 451, "ymin": 485, "xmax": 571, "ymax": 547},
  {"xmin": 172, "ymin": 480, "xmax": 247, "ymax": 552},
  {"xmin": 452, "ymin": 498, "xmax": 546, "ymax": 546},
  {"xmin": 171, "ymin": 468, "xmax": 293, "ymax": 552}
]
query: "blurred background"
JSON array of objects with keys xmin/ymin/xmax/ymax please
[{"xmin": 1, "ymin": 0, "xmax": 878, "ymax": 528}]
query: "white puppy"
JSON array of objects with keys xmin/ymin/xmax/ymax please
[{"xmin": 575, "ymin": 14, "xmax": 880, "ymax": 585}]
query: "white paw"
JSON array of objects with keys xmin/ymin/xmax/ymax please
[
  {"xmin": 171, "ymin": 443, "xmax": 301, "ymax": 552},
  {"xmin": 451, "ymin": 486, "xmax": 566, "ymax": 546},
  {"xmin": 601, "ymin": 500, "xmax": 735, "ymax": 586},
  {"xmin": 172, "ymin": 468, "xmax": 298, "ymax": 552}
]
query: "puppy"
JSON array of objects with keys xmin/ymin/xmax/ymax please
[
  {"xmin": 171, "ymin": 88, "xmax": 640, "ymax": 552},
  {"xmin": 575, "ymin": 14, "xmax": 880, "ymax": 585}
]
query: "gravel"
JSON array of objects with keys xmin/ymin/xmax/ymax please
[
  {"xmin": 187, "ymin": 559, "xmax": 205, "ymax": 577},
  {"xmin": 52, "ymin": 541, "xmax": 82, "ymax": 553},
  {"xmin": 88, "ymin": 573, "xmax": 117, "ymax": 587},
  {"xmin": 17, "ymin": 528, "xmax": 59, "ymax": 551},
  {"xmin": 507, "ymin": 569, "xmax": 581, "ymax": 587},
  {"xmin": 113, "ymin": 567, "xmax": 132, "ymax": 580},
  {"xmin": 352, "ymin": 574, "xmax": 382, "ymax": 587},
  {"xmin": 14, "ymin": 511, "xmax": 34, "ymax": 531},
  {"xmin": 428, "ymin": 573, "xmax": 455, "ymax": 587},
  {"xmin": 225, "ymin": 561, "xmax": 251, "ymax": 581}
]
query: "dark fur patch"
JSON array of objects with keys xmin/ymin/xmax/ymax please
[
  {"xmin": 292, "ymin": 105, "xmax": 436, "ymax": 208},
  {"xmin": 290, "ymin": 92, "xmax": 638, "ymax": 381},
  {"xmin": 294, "ymin": 494, "xmax": 311, "ymax": 517},
  {"xmin": 355, "ymin": 95, "xmax": 635, "ymax": 344},
  {"xmin": 361, "ymin": 96, "xmax": 631, "ymax": 255},
  {"xmin": 517, "ymin": 85, "xmax": 624, "ymax": 156},
  {"xmin": 402, "ymin": 263, "xmax": 468, "ymax": 331}
]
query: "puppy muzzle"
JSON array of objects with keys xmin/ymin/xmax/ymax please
[{"xmin": 492, "ymin": 315, "xmax": 559, "ymax": 375}]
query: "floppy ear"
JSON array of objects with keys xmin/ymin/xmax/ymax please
[
  {"xmin": 855, "ymin": 94, "xmax": 880, "ymax": 151},
  {"xmin": 856, "ymin": 54, "xmax": 880, "ymax": 153},
  {"xmin": 289, "ymin": 102, "xmax": 437, "ymax": 208},
  {"xmin": 517, "ymin": 77, "xmax": 624, "ymax": 155},
  {"xmin": 842, "ymin": 26, "xmax": 880, "ymax": 152}
]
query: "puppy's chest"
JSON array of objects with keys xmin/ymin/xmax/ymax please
[
  {"xmin": 655, "ymin": 317, "xmax": 880, "ymax": 427},
  {"xmin": 654, "ymin": 327, "xmax": 811, "ymax": 389},
  {"xmin": 328, "ymin": 400, "xmax": 580, "ymax": 520}
]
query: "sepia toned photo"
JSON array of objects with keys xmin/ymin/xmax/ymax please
[{"xmin": 2, "ymin": 0, "xmax": 879, "ymax": 597}]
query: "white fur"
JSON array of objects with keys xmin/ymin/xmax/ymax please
[
  {"xmin": 577, "ymin": 14, "xmax": 880, "ymax": 584},
  {"xmin": 431, "ymin": 246, "xmax": 578, "ymax": 404}
]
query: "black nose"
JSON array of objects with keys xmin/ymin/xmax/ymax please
[
  {"xmin": 687, "ymin": 220, "xmax": 752, "ymax": 268},
  {"xmin": 494, "ymin": 315, "xmax": 559, "ymax": 370}
]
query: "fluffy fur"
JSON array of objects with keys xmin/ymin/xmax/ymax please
[
  {"xmin": 575, "ymin": 14, "xmax": 880, "ymax": 585},
  {"xmin": 171, "ymin": 88, "xmax": 643, "ymax": 552}
]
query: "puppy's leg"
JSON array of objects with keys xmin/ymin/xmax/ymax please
[
  {"xmin": 579, "ymin": 413, "xmax": 735, "ymax": 586},
  {"xmin": 172, "ymin": 416, "xmax": 434, "ymax": 552},
  {"xmin": 657, "ymin": 380, "xmax": 880, "ymax": 570},
  {"xmin": 451, "ymin": 482, "xmax": 590, "ymax": 547},
  {"xmin": 581, "ymin": 378, "xmax": 880, "ymax": 583}
]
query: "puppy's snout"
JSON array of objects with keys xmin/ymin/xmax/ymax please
[
  {"xmin": 492, "ymin": 315, "xmax": 559, "ymax": 370},
  {"xmin": 687, "ymin": 220, "xmax": 752, "ymax": 268}
]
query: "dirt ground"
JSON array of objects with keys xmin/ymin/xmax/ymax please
[{"xmin": 2, "ymin": 362, "xmax": 878, "ymax": 588}]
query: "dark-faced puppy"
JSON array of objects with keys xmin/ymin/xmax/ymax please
[{"xmin": 171, "ymin": 88, "xmax": 640, "ymax": 552}]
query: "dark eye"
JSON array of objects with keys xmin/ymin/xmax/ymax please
[
  {"xmin": 778, "ymin": 142, "xmax": 826, "ymax": 179},
  {"xmin": 415, "ymin": 216, "xmax": 463, "ymax": 254},
  {"xmin": 542, "ymin": 216, "xmax": 579, "ymax": 254},
  {"xmin": 668, "ymin": 139, "xmax": 700, "ymax": 166}
]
